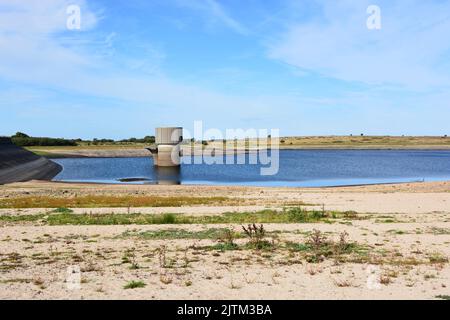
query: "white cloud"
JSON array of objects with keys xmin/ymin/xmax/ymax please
[
  {"xmin": 0, "ymin": 0, "xmax": 275, "ymax": 112},
  {"xmin": 0, "ymin": 0, "xmax": 292, "ymax": 133},
  {"xmin": 1, "ymin": 0, "xmax": 449, "ymax": 137},
  {"xmin": 267, "ymin": 0, "xmax": 450, "ymax": 89},
  {"xmin": 0, "ymin": 0, "xmax": 100, "ymax": 84}
]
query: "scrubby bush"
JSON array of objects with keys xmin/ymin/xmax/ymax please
[{"xmin": 11, "ymin": 132, "xmax": 77, "ymax": 146}]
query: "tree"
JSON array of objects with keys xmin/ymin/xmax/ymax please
[
  {"xmin": 13, "ymin": 132, "xmax": 29, "ymax": 138},
  {"xmin": 143, "ymin": 136, "xmax": 155, "ymax": 143}
]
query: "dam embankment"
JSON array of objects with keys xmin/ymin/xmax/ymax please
[{"xmin": 0, "ymin": 137, "xmax": 62, "ymax": 184}]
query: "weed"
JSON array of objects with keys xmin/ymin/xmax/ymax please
[
  {"xmin": 0, "ymin": 195, "xmax": 229, "ymax": 209},
  {"xmin": 160, "ymin": 273, "xmax": 173, "ymax": 284},
  {"xmin": 122, "ymin": 228, "xmax": 237, "ymax": 240},
  {"xmin": 380, "ymin": 274, "xmax": 392, "ymax": 285},
  {"xmin": 216, "ymin": 228, "xmax": 239, "ymax": 251},
  {"xmin": 161, "ymin": 213, "xmax": 176, "ymax": 224},
  {"xmin": 242, "ymin": 224, "xmax": 273, "ymax": 250},
  {"xmin": 52, "ymin": 207, "xmax": 73, "ymax": 214},
  {"xmin": 158, "ymin": 245, "xmax": 167, "ymax": 268},
  {"xmin": 124, "ymin": 280, "xmax": 146, "ymax": 289},
  {"xmin": 284, "ymin": 207, "xmax": 328, "ymax": 223},
  {"xmin": 0, "ymin": 207, "xmax": 357, "ymax": 226},
  {"xmin": 428, "ymin": 252, "xmax": 448, "ymax": 264},
  {"xmin": 334, "ymin": 278, "xmax": 352, "ymax": 287}
]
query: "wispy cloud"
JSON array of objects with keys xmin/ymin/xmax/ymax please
[
  {"xmin": 267, "ymin": 0, "xmax": 450, "ymax": 89},
  {"xmin": 1, "ymin": 0, "xmax": 449, "ymax": 138},
  {"xmin": 174, "ymin": 0, "xmax": 249, "ymax": 35},
  {"xmin": 0, "ymin": 0, "xmax": 292, "ymax": 137}
]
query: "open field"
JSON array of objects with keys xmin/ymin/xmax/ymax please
[
  {"xmin": 276, "ymin": 135, "xmax": 450, "ymax": 149},
  {"xmin": 26, "ymin": 136, "xmax": 450, "ymax": 158},
  {"xmin": 0, "ymin": 180, "xmax": 449, "ymax": 299}
]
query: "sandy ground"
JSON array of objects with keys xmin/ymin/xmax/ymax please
[
  {"xmin": 1, "ymin": 180, "xmax": 450, "ymax": 215},
  {"xmin": 0, "ymin": 180, "xmax": 449, "ymax": 299}
]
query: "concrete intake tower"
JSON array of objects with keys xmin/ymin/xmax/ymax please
[{"xmin": 147, "ymin": 127, "xmax": 183, "ymax": 167}]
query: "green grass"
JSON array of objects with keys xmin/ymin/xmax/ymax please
[
  {"xmin": 285, "ymin": 242, "xmax": 311, "ymax": 252},
  {"xmin": 285, "ymin": 238, "xmax": 370, "ymax": 263},
  {"xmin": 123, "ymin": 280, "xmax": 146, "ymax": 289},
  {"xmin": 0, "ymin": 195, "xmax": 230, "ymax": 209},
  {"xmin": 52, "ymin": 207, "xmax": 74, "ymax": 214},
  {"xmin": 121, "ymin": 228, "xmax": 241, "ymax": 240},
  {"xmin": 285, "ymin": 207, "xmax": 330, "ymax": 222},
  {"xmin": 28, "ymin": 150, "xmax": 69, "ymax": 158},
  {"xmin": 210, "ymin": 243, "xmax": 240, "ymax": 251},
  {"xmin": 0, "ymin": 214, "xmax": 44, "ymax": 223},
  {"xmin": 0, "ymin": 207, "xmax": 353, "ymax": 225}
]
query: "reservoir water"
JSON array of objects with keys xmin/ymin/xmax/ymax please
[{"xmin": 52, "ymin": 150, "xmax": 450, "ymax": 187}]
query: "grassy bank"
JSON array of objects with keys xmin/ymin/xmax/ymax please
[
  {"xmin": 276, "ymin": 135, "xmax": 450, "ymax": 148},
  {"xmin": 0, "ymin": 195, "xmax": 230, "ymax": 208},
  {"xmin": 25, "ymin": 136, "xmax": 450, "ymax": 159},
  {"xmin": 0, "ymin": 207, "xmax": 359, "ymax": 225}
]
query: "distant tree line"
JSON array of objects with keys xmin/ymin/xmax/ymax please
[
  {"xmin": 11, "ymin": 132, "xmax": 77, "ymax": 147},
  {"xmin": 89, "ymin": 136, "xmax": 155, "ymax": 145},
  {"xmin": 11, "ymin": 132, "xmax": 155, "ymax": 146}
]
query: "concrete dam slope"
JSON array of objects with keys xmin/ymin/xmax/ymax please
[{"xmin": 0, "ymin": 137, "xmax": 62, "ymax": 184}]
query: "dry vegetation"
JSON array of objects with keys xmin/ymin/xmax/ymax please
[
  {"xmin": 27, "ymin": 135, "xmax": 450, "ymax": 158},
  {"xmin": 0, "ymin": 195, "xmax": 230, "ymax": 209},
  {"xmin": 0, "ymin": 206, "xmax": 449, "ymax": 299},
  {"xmin": 276, "ymin": 135, "xmax": 450, "ymax": 148},
  {"xmin": 1, "ymin": 181, "xmax": 449, "ymax": 299},
  {"xmin": 198, "ymin": 135, "xmax": 450, "ymax": 151}
]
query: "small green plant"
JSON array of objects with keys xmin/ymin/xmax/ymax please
[
  {"xmin": 243, "ymin": 224, "xmax": 265, "ymax": 241},
  {"xmin": 242, "ymin": 224, "xmax": 273, "ymax": 250},
  {"xmin": 286, "ymin": 207, "xmax": 308, "ymax": 222},
  {"xmin": 284, "ymin": 207, "xmax": 329, "ymax": 223},
  {"xmin": 124, "ymin": 280, "xmax": 146, "ymax": 289},
  {"xmin": 428, "ymin": 252, "xmax": 448, "ymax": 264},
  {"xmin": 309, "ymin": 229, "xmax": 327, "ymax": 250},
  {"xmin": 285, "ymin": 242, "xmax": 310, "ymax": 252},
  {"xmin": 161, "ymin": 213, "xmax": 176, "ymax": 224},
  {"xmin": 216, "ymin": 228, "xmax": 239, "ymax": 251},
  {"xmin": 52, "ymin": 207, "xmax": 73, "ymax": 214},
  {"xmin": 122, "ymin": 248, "xmax": 139, "ymax": 269},
  {"xmin": 306, "ymin": 229, "xmax": 329, "ymax": 262},
  {"xmin": 336, "ymin": 231, "xmax": 351, "ymax": 253}
]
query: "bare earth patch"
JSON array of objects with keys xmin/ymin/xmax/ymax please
[{"xmin": 0, "ymin": 180, "xmax": 449, "ymax": 299}]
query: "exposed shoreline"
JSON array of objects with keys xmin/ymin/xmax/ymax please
[
  {"xmin": 29, "ymin": 145, "xmax": 450, "ymax": 159},
  {"xmin": 1, "ymin": 180, "xmax": 449, "ymax": 299},
  {"xmin": 3, "ymin": 138, "xmax": 450, "ymax": 300}
]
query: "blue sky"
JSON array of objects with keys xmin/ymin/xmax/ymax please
[{"xmin": 1, "ymin": 0, "xmax": 450, "ymax": 139}]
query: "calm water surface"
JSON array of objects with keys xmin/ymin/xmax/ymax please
[{"xmin": 53, "ymin": 150, "xmax": 450, "ymax": 187}]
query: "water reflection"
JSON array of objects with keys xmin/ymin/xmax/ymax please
[{"xmin": 153, "ymin": 166, "xmax": 181, "ymax": 185}]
